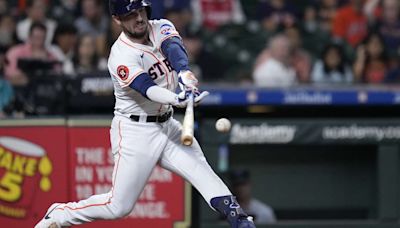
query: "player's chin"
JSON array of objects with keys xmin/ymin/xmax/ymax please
[
  {"xmin": 134, "ymin": 23, "xmax": 147, "ymax": 32},
  {"xmin": 135, "ymin": 30, "xmax": 148, "ymax": 38},
  {"xmin": 136, "ymin": 28, "xmax": 147, "ymax": 35}
]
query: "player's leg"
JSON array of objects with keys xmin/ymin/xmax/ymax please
[
  {"xmin": 159, "ymin": 119, "xmax": 255, "ymax": 228},
  {"xmin": 36, "ymin": 117, "xmax": 167, "ymax": 227}
]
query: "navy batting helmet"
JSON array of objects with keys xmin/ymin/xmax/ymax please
[{"xmin": 109, "ymin": 0, "xmax": 152, "ymax": 18}]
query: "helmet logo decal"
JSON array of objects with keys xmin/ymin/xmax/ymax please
[{"xmin": 127, "ymin": 0, "xmax": 138, "ymax": 11}]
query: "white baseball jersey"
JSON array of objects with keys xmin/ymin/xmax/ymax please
[
  {"xmin": 108, "ymin": 19, "xmax": 180, "ymax": 116},
  {"xmin": 35, "ymin": 18, "xmax": 233, "ymax": 228}
]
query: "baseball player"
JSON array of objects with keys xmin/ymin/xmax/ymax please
[{"xmin": 35, "ymin": 1, "xmax": 256, "ymax": 228}]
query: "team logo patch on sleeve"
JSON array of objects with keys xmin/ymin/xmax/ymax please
[
  {"xmin": 160, "ymin": 24, "xmax": 173, "ymax": 35},
  {"xmin": 117, "ymin": 65, "xmax": 129, "ymax": 80}
]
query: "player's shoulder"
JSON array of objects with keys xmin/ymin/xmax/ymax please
[
  {"xmin": 111, "ymin": 33, "xmax": 141, "ymax": 56},
  {"xmin": 149, "ymin": 19, "xmax": 180, "ymax": 41},
  {"xmin": 108, "ymin": 36, "xmax": 142, "ymax": 68}
]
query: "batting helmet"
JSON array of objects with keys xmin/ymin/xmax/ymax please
[{"xmin": 109, "ymin": 0, "xmax": 152, "ymax": 18}]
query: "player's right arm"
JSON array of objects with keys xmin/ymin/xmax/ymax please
[{"xmin": 130, "ymin": 73, "xmax": 207, "ymax": 108}]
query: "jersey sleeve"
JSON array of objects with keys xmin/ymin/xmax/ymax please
[
  {"xmin": 108, "ymin": 53, "xmax": 145, "ymax": 88},
  {"xmin": 151, "ymin": 19, "xmax": 181, "ymax": 50}
]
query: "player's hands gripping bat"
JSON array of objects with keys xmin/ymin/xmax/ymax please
[
  {"xmin": 177, "ymin": 90, "xmax": 208, "ymax": 146},
  {"xmin": 174, "ymin": 89, "xmax": 209, "ymax": 108},
  {"xmin": 176, "ymin": 70, "xmax": 206, "ymax": 145},
  {"xmin": 178, "ymin": 70, "xmax": 198, "ymax": 91}
]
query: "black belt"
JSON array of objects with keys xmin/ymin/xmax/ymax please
[{"xmin": 129, "ymin": 111, "xmax": 172, "ymax": 123}]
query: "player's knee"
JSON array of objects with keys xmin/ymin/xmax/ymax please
[{"xmin": 110, "ymin": 203, "xmax": 133, "ymax": 219}]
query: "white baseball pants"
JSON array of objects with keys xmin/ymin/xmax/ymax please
[{"xmin": 53, "ymin": 115, "xmax": 231, "ymax": 226}]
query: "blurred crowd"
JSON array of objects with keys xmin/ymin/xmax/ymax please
[{"xmin": 0, "ymin": 0, "xmax": 400, "ymax": 117}]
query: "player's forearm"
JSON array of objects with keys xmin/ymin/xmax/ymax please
[
  {"xmin": 146, "ymin": 85, "xmax": 178, "ymax": 105},
  {"xmin": 161, "ymin": 37, "xmax": 190, "ymax": 72},
  {"xmin": 129, "ymin": 73, "xmax": 178, "ymax": 105}
]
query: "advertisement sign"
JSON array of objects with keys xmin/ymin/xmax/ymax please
[
  {"xmin": 206, "ymin": 119, "xmax": 400, "ymax": 145},
  {"xmin": 0, "ymin": 121, "xmax": 68, "ymax": 228},
  {"xmin": 0, "ymin": 119, "xmax": 191, "ymax": 228},
  {"xmin": 68, "ymin": 124, "xmax": 191, "ymax": 228},
  {"xmin": 202, "ymin": 87, "xmax": 400, "ymax": 106}
]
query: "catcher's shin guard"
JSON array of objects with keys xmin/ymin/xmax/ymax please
[{"xmin": 210, "ymin": 195, "xmax": 256, "ymax": 228}]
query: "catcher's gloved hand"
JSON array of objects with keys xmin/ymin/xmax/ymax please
[
  {"xmin": 173, "ymin": 89, "xmax": 209, "ymax": 108},
  {"xmin": 178, "ymin": 70, "xmax": 198, "ymax": 92}
]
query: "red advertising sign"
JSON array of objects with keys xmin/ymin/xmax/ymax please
[
  {"xmin": 68, "ymin": 125, "xmax": 191, "ymax": 228},
  {"xmin": 0, "ymin": 121, "xmax": 69, "ymax": 228},
  {"xmin": 0, "ymin": 119, "xmax": 191, "ymax": 228}
]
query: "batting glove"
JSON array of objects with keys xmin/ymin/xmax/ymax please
[
  {"xmin": 173, "ymin": 89, "xmax": 209, "ymax": 108},
  {"xmin": 178, "ymin": 70, "xmax": 199, "ymax": 92}
]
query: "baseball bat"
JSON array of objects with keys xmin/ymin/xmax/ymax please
[{"xmin": 181, "ymin": 92, "xmax": 194, "ymax": 146}]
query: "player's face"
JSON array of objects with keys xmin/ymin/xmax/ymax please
[{"xmin": 115, "ymin": 7, "xmax": 149, "ymax": 39}]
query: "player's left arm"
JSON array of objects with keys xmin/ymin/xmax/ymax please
[{"xmin": 160, "ymin": 34, "xmax": 198, "ymax": 91}]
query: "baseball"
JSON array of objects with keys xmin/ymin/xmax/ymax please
[{"xmin": 215, "ymin": 118, "xmax": 231, "ymax": 132}]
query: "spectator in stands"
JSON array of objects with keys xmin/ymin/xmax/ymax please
[
  {"xmin": 332, "ymin": 0, "xmax": 369, "ymax": 47},
  {"xmin": 318, "ymin": 0, "xmax": 339, "ymax": 32},
  {"xmin": 253, "ymin": 34, "xmax": 297, "ymax": 87},
  {"xmin": 311, "ymin": 43, "xmax": 353, "ymax": 84},
  {"xmin": 5, "ymin": 22, "xmax": 58, "ymax": 86},
  {"xmin": 0, "ymin": 46, "xmax": 13, "ymax": 118},
  {"xmin": 16, "ymin": 0, "xmax": 57, "ymax": 46},
  {"xmin": 71, "ymin": 34, "xmax": 107, "ymax": 75},
  {"xmin": 353, "ymin": 32, "xmax": 389, "ymax": 83},
  {"xmin": 51, "ymin": 0, "xmax": 80, "ymax": 25},
  {"xmin": 150, "ymin": 0, "xmax": 192, "ymax": 20},
  {"xmin": 373, "ymin": 0, "xmax": 400, "ymax": 56},
  {"xmin": 0, "ymin": 0, "xmax": 20, "ymax": 19},
  {"xmin": 191, "ymin": 0, "xmax": 246, "ymax": 31},
  {"xmin": 300, "ymin": 4, "xmax": 332, "ymax": 59},
  {"xmin": 284, "ymin": 25, "xmax": 312, "ymax": 83},
  {"xmin": 256, "ymin": 0, "xmax": 298, "ymax": 33},
  {"xmin": 384, "ymin": 54, "xmax": 400, "ymax": 83},
  {"xmin": 229, "ymin": 169, "xmax": 276, "ymax": 225},
  {"xmin": 0, "ymin": 76, "xmax": 13, "ymax": 118},
  {"xmin": 0, "ymin": 0, "xmax": 8, "ymax": 16},
  {"xmin": 0, "ymin": 14, "xmax": 17, "ymax": 49},
  {"xmin": 74, "ymin": 0, "xmax": 109, "ymax": 58},
  {"xmin": 302, "ymin": 5, "xmax": 318, "ymax": 34},
  {"xmin": 363, "ymin": 0, "xmax": 380, "ymax": 20},
  {"xmin": 50, "ymin": 23, "xmax": 78, "ymax": 76}
]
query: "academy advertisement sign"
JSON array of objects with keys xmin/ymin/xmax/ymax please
[
  {"xmin": 229, "ymin": 123, "xmax": 297, "ymax": 144},
  {"xmin": 227, "ymin": 120, "xmax": 400, "ymax": 145},
  {"xmin": 322, "ymin": 125, "xmax": 400, "ymax": 141}
]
